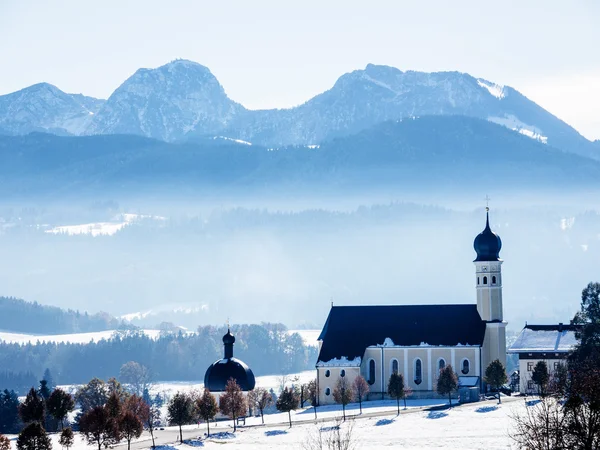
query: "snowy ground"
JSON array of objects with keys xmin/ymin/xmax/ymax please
[
  {"xmin": 0, "ymin": 329, "xmax": 163, "ymax": 345},
  {"xmin": 6, "ymin": 397, "xmax": 527, "ymax": 449},
  {"xmin": 0, "ymin": 329, "xmax": 320, "ymax": 347}
]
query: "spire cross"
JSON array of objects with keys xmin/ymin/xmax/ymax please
[
  {"xmin": 484, "ymin": 195, "xmax": 491, "ymax": 211},
  {"xmin": 226, "ymin": 318, "xmax": 230, "ymax": 331}
]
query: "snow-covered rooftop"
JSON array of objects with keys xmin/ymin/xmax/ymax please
[{"xmin": 508, "ymin": 325, "xmax": 578, "ymax": 353}]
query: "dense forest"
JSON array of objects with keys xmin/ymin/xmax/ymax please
[
  {"xmin": 0, "ymin": 323, "xmax": 316, "ymax": 392},
  {"xmin": 0, "ymin": 297, "xmax": 121, "ymax": 334}
]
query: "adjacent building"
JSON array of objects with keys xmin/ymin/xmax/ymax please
[{"xmin": 507, "ymin": 323, "xmax": 578, "ymax": 394}]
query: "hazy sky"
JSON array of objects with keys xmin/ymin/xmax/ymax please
[{"xmin": 1, "ymin": 0, "xmax": 599, "ymax": 140}]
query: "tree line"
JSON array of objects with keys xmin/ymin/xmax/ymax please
[
  {"xmin": 0, "ymin": 296, "xmax": 120, "ymax": 334},
  {"xmin": 0, "ymin": 323, "xmax": 317, "ymax": 388}
]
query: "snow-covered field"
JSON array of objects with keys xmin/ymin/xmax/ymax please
[
  {"xmin": 0, "ymin": 329, "xmax": 163, "ymax": 345},
  {"xmin": 6, "ymin": 397, "xmax": 526, "ymax": 449},
  {"xmin": 0, "ymin": 329, "xmax": 320, "ymax": 347},
  {"xmin": 44, "ymin": 213, "xmax": 166, "ymax": 237}
]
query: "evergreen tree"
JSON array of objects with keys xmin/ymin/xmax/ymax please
[
  {"xmin": 195, "ymin": 389, "xmax": 218, "ymax": 436},
  {"xmin": 531, "ymin": 361, "xmax": 550, "ymax": 397},
  {"xmin": 119, "ymin": 411, "xmax": 143, "ymax": 450},
  {"xmin": 387, "ymin": 372, "xmax": 406, "ymax": 415},
  {"xmin": 42, "ymin": 370, "xmax": 54, "ymax": 392},
  {"xmin": 352, "ymin": 375, "xmax": 370, "ymax": 414},
  {"xmin": 19, "ymin": 388, "xmax": 45, "ymax": 424},
  {"xmin": 58, "ymin": 428, "xmax": 73, "ymax": 450},
  {"xmin": 142, "ymin": 388, "xmax": 152, "ymax": 406},
  {"xmin": 332, "ymin": 377, "xmax": 354, "ymax": 421},
  {"xmin": 46, "ymin": 389, "xmax": 75, "ymax": 430},
  {"xmin": 0, "ymin": 390, "xmax": 21, "ymax": 434},
  {"xmin": 167, "ymin": 392, "xmax": 194, "ymax": 443},
  {"xmin": 16, "ymin": 422, "xmax": 51, "ymax": 450},
  {"xmin": 276, "ymin": 387, "xmax": 299, "ymax": 428},
  {"xmin": 38, "ymin": 381, "xmax": 51, "ymax": 402},
  {"xmin": 484, "ymin": 359, "xmax": 508, "ymax": 404},
  {"xmin": 219, "ymin": 379, "xmax": 247, "ymax": 432},
  {"xmin": 437, "ymin": 365, "xmax": 458, "ymax": 407}
]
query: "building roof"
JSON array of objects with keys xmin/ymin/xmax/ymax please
[
  {"xmin": 473, "ymin": 210, "xmax": 502, "ymax": 262},
  {"xmin": 204, "ymin": 330, "xmax": 256, "ymax": 392},
  {"xmin": 317, "ymin": 305, "xmax": 486, "ymax": 364},
  {"xmin": 507, "ymin": 324, "xmax": 579, "ymax": 353}
]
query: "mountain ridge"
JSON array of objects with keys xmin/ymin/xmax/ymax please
[
  {"xmin": 0, "ymin": 60, "xmax": 597, "ymax": 159},
  {"xmin": 1, "ymin": 115, "xmax": 599, "ymax": 199}
]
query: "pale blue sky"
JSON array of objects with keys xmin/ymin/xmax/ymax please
[{"xmin": 1, "ymin": 0, "xmax": 599, "ymax": 139}]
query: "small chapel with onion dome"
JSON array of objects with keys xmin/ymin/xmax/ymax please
[
  {"xmin": 315, "ymin": 208, "xmax": 507, "ymax": 404},
  {"xmin": 204, "ymin": 328, "xmax": 256, "ymax": 392}
]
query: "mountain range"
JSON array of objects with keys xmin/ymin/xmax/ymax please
[
  {"xmin": 2, "ymin": 116, "xmax": 599, "ymax": 198},
  {"xmin": 1, "ymin": 59, "xmax": 597, "ymax": 160}
]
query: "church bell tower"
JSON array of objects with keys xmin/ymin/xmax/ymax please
[{"xmin": 473, "ymin": 207, "xmax": 507, "ymax": 371}]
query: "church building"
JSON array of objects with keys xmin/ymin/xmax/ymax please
[
  {"xmin": 315, "ymin": 209, "xmax": 507, "ymax": 404},
  {"xmin": 204, "ymin": 328, "xmax": 256, "ymax": 394}
]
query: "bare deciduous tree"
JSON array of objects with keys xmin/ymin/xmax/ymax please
[{"xmin": 302, "ymin": 418, "xmax": 357, "ymax": 450}]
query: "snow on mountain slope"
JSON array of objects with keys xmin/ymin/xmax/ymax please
[
  {"xmin": 0, "ymin": 83, "xmax": 104, "ymax": 135},
  {"xmin": 85, "ymin": 59, "xmax": 244, "ymax": 141},
  {"xmin": 2, "ymin": 61, "xmax": 596, "ymax": 159}
]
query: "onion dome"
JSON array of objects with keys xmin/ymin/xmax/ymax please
[
  {"xmin": 203, "ymin": 329, "xmax": 256, "ymax": 392},
  {"xmin": 473, "ymin": 209, "xmax": 502, "ymax": 262}
]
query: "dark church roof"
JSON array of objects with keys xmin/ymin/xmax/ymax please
[
  {"xmin": 317, "ymin": 305, "xmax": 486, "ymax": 363},
  {"xmin": 204, "ymin": 330, "xmax": 256, "ymax": 392},
  {"xmin": 473, "ymin": 210, "xmax": 502, "ymax": 262}
]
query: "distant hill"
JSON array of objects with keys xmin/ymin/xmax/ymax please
[
  {"xmin": 0, "ymin": 296, "xmax": 120, "ymax": 334},
  {"xmin": 0, "ymin": 83, "xmax": 104, "ymax": 136},
  {"xmin": 0, "ymin": 60, "xmax": 596, "ymax": 159},
  {"xmin": 0, "ymin": 116, "xmax": 598, "ymax": 198}
]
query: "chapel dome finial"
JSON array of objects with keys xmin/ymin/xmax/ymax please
[
  {"xmin": 473, "ymin": 209, "xmax": 502, "ymax": 262},
  {"xmin": 223, "ymin": 328, "xmax": 235, "ymax": 345}
]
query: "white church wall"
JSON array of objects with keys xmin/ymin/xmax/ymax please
[{"xmin": 317, "ymin": 366, "xmax": 360, "ymax": 405}]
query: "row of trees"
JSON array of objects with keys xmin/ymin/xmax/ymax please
[
  {"xmin": 0, "ymin": 379, "xmax": 77, "ymax": 450},
  {"xmin": 0, "ymin": 296, "xmax": 120, "ymax": 335},
  {"xmin": 166, "ymin": 378, "xmax": 303, "ymax": 438},
  {"xmin": 0, "ymin": 324, "xmax": 316, "ymax": 386}
]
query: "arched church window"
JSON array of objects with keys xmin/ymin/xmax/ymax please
[
  {"xmin": 325, "ymin": 370, "xmax": 330, "ymax": 378},
  {"xmin": 340, "ymin": 369, "xmax": 346, "ymax": 378},
  {"xmin": 325, "ymin": 388, "xmax": 331, "ymax": 396},
  {"xmin": 483, "ymin": 276, "xmax": 488, "ymax": 285},
  {"xmin": 438, "ymin": 358, "xmax": 446, "ymax": 371},
  {"xmin": 368, "ymin": 359, "xmax": 376, "ymax": 385},
  {"xmin": 492, "ymin": 276, "xmax": 497, "ymax": 285},
  {"xmin": 461, "ymin": 359, "xmax": 470, "ymax": 375},
  {"xmin": 414, "ymin": 359, "xmax": 422, "ymax": 385},
  {"xmin": 392, "ymin": 359, "xmax": 399, "ymax": 375}
]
